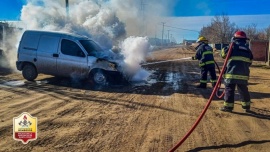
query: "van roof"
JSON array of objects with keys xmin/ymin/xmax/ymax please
[{"xmin": 24, "ymin": 30, "xmax": 90, "ymax": 40}]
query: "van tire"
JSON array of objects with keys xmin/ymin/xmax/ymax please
[
  {"xmin": 22, "ymin": 64, "xmax": 38, "ymax": 81},
  {"xmin": 89, "ymin": 69, "xmax": 108, "ymax": 86}
]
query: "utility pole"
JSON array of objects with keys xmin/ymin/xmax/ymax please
[
  {"xmin": 167, "ymin": 30, "xmax": 170, "ymax": 44},
  {"xmin": 155, "ymin": 25, "xmax": 157, "ymax": 46},
  {"xmin": 171, "ymin": 34, "xmax": 173, "ymax": 45},
  {"xmin": 161, "ymin": 22, "xmax": 165, "ymax": 46},
  {"xmin": 65, "ymin": 0, "xmax": 69, "ymax": 18},
  {"xmin": 140, "ymin": 0, "xmax": 147, "ymax": 36}
]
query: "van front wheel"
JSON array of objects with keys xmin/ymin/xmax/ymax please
[
  {"xmin": 22, "ymin": 64, "xmax": 38, "ymax": 81},
  {"xmin": 89, "ymin": 69, "xmax": 108, "ymax": 86}
]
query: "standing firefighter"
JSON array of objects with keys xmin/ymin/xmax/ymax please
[
  {"xmin": 192, "ymin": 36, "xmax": 217, "ymax": 88},
  {"xmin": 220, "ymin": 31, "xmax": 253, "ymax": 112}
]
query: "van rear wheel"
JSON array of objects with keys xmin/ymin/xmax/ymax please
[
  {"xmin": 89, "ymin": 69, "xmax": 108, "ymax": 86},
  {"xmin": 22, "ymin": 64, "xmax": 38, "ymax": 81}
]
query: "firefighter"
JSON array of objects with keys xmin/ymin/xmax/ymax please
[
  {"xmin": 192, "ymin": 36, "xmax": 217, "ymax": 88},
  {"xmin": 220, "ymin": 31, "xmax": 253, "ymax": 112}
]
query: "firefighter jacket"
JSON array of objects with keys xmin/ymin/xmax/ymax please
[
  {"xmin": 194, "ymin": 42, "xmax": 215, "ymax": 68},
  {"xmin": 221, "ymin": 40, "xmax": 253, "ymax": 84}
]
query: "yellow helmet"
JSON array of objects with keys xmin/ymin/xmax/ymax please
[{"xmin": 196, "ymin": 36, "xmax": 208, "ymax": 43}]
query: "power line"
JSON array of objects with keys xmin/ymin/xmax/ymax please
[
  {"xmin": 167, "ymin": 30, "xmax": 170, "ymax": 43},
  {"xmin": 164, "ymin": 25, "xmax": 200, "ymax": 33}
]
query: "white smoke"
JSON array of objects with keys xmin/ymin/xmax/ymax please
[
  {"xmin": 110, "ymin": 0, "xmax": 176, "ymax": 36},
  {"xmin": 20, "ymin": 0, "xmax": 175, "ymax": 40},
  {"xmin": 2, "ymin": 0, "xmax": 176, "ymax": 81},
  {"xmin": 120, "ymin": 36, "xmax": 151, "ymax": 81},
  {"xmin": 20, "ymin": 0, "xmax": 126, "ymax": 49}
]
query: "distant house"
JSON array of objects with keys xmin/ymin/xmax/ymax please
[
  {"xmin": 148, "ymin": 37, "xmax": 162, "ymax": 46},
  {"xmin": 148, "ymin": 38, "xmax": 177, "ymax": 46},
  {"xmin": 183, "ymin": 39, "xmax": 196, "ymax": 46}
]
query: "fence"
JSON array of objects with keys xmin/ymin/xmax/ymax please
[{"xmin": 249, "ymin": 40, "xmax": 268, "ymax": 62}]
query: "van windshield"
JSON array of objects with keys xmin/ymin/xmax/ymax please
[{"xmin": 79, "ymin": 40, "xmax": 104, "ymax": 56}]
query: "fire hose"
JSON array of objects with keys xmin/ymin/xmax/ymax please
[
  {"xmin": 141, "ymin": 57, "xmax": 192, "ymax": 66},
  {"xmin": 168, "ymin": 42, "xmax": 234, "ymax": 152},
  {"xmin": 214, "ymin": 60, "xmax": 225, "ymax": 99}
]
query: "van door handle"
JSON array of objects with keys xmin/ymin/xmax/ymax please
[{"xmin": 53, "ymin": 54, "xmax": 59, "ymax": 57}]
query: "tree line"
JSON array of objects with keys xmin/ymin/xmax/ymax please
[{"xmin": 199, "ymin": 14, "xmax": 270, "ymax": 44}]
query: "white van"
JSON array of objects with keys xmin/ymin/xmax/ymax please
[{"xmin": 16, "ymin": 30, "xmax": 125, "ymax": 85}]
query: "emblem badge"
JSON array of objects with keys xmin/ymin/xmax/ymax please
[{"xmin": 13, "ymin": 112, "xmax": 37, "ymax": 144}]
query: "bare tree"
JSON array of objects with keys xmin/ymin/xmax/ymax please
[
  {"xmin": 257, "ymin": 30, "xmax": 267, "ymax": 40},
  {"xmin": 199, "ymin": 14, "xmax": 270, "ymax": 43},
  {"xmin": 200, "ymin": 26, "xmax": 212, "ymax": 41},
  {"xmin": 241, "ymin": 24, "xmax": 258, "ymax": 40},
  {"xmin": 264, "ymin": 25, "xmax": 270, "ymax": 40},
  {"xmin": 199, "ymin": 13, "xmax": 236, "ymax": 44}
]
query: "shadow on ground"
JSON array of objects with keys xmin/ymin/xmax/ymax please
[
  {"xmin": 187, "ymin": 139, "xmax": 270, "ymax": 152},
  {"xmin": 1, "ymin": 71, "xmax": 270, "ymax": 99}
]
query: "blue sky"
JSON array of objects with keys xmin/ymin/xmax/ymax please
[
  {"xmin": 1, "ymin": 0, "xmax": 270, "ymax": 42},
  {"xmin": 172, "ymin": 0, "xmax": 270, "ymax": 16},
  {"xmin": 0, "ymin": 0, "xmax": 25, "ymax": 20},
  {"xmin": 166, "ymin": 0, "xmax": 270, "ymax": 42},
  {"xmin": 2, "ymin": 0, "xmax": 270, "ymax": 20}
]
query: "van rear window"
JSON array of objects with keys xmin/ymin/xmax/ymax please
[{"xmin": 22, "ymin": 33, "xmax": 40, "ymax": 50}]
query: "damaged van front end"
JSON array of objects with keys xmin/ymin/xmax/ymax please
[
  {"xmin": 87, "ymin": 57, "xmax": 128, "ymax": 85},
  {"xmin": 79, "ymin": 39, "xmax": 128, "ymax": 85}
]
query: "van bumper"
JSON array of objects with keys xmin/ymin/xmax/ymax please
[
  {"xmin": 104, "ymin": 71, "xmax": 128, "ymax": 84},
  {"xmin": 16, "ymin": 61, "xmax": 23, "ymax": 71}
]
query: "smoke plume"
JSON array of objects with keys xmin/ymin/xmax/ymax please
[
  {"xmin": 2, "ymin": 0, "xmax": 176, "ymax": 81},
  {"xmin": 20, "ymin": 0, "xmax": 126, "ymax": 49},
  {"xmin": 120, "ymin": 36, "xmax": 152, "ymax": 81}
]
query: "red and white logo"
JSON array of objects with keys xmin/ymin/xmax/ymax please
[{"xmin": 13, "ymin": 112, "xmax": 37, "ymax": 144}]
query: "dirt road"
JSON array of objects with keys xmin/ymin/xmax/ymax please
[{"xmin": 1, "ymin": 47, "xmax": 270, "ymax": 152}]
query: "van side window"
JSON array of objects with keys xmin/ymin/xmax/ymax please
[
  {"xmin": 61, "ymin": 39, "xmax": 85, "ymax": 57},
  {"xmin": 39, "ymin": 35, "xmax": 59, "ymax": 53}
]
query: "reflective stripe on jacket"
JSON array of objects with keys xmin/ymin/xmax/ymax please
[
  {"xmin": 221, "ymin": 40, "xmax": 253, "ymax": 84},
  {"xmin": 195, "ymin": 43, "xmax": 215, "ymax": 67}
]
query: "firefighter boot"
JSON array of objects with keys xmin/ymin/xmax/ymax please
[
  {"xmin": 220, "ymin": 106, "xmax": 233, "ymax": 112},
  {"xmin": 196, "ymin": 83, "xmax": 206, "ymax": 88},
  {"xmin": 242, "ymin": 106, "xmax": 251, "ymax": 112}
]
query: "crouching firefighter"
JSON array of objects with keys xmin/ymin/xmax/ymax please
[
  {"xmin": 192, "ymin": 36, "xmax": 217, "ymax": 88},
  {"xmin": 220, "ymin": 31, "xmax": 253, "ymax": 112}
]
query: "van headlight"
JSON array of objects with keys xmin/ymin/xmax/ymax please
[{"xmin": 108, "ymin": 62, "xmax": 117, "ymax": 71}]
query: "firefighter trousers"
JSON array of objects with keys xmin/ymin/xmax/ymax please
[
  {"xmin": 224, "ymin": 83, "xmax": 251, "ymax": 108},
  {"xmin": 200, "ymin": 65, "xmax": 217, "ymax": 85}
]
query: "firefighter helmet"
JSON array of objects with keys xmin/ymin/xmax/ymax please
[
  {"xmin": 196, "ymin": 36, "xmax": 208, "ymax": 43},
  {"xmin": 233, "ymin": 31, "xmax": 248, "ymax": 39}
]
